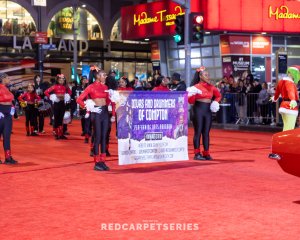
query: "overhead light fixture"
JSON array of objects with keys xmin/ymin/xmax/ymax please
[
  {"xmin": 205, "ymin": 32, "xmax": 210, "ymax": 34},
  {"xmin": 82, "ymin": 4, "xmax": 86, "ymax": 8},
  {"xmin": 261, "ymin": 32, "xmax": 267, "ymax": 35},
  {"xmin": 144, "ymin": 38, "xmax": 150, "ymax": 41}
]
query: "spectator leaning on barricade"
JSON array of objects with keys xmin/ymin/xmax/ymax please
[
  {"xmin": 235, "ymin": 80, "xmax": 247, "ymax": 124},
  {"xmin": 256, "ymin": 82, "xmax": 271, "ymax": 125},
  {"xmin": 268, "ymin": 82, "xmax": 277, "ymax": 126}
]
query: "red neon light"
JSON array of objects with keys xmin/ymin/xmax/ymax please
[{"xmin": 193, "ymin": 0, "xmax": 300, "ymax": 34}]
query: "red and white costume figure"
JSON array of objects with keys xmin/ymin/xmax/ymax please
[
  {"xmin": 77, "ymin": 69, "xmax": 115, "ymax": 171},
  {"xmin": 18, "ymin": 84, "xmax": 41, "ymax": 136},
  {"xmin": 188, "ymin": 67, "xmax": 221, "ymax": 160},
  {"xmin": 273, "ymin": 65, "xmax": 300, "ymax": 131},
  {"xmin": 0, "ymin": 73, "xmax": 17, "ymax": 164},
  {"xmin": 44, "ymin": 74, "xmax": 71, "ymax": 139}
]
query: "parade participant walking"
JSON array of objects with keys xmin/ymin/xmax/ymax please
[
  {"xmin": 188, "ymin": 67, "xmax": 221, "ymax": 160},
  {"xmin": 77, "ymin": 67, "xmax": 115, "ymax": 171},
  {"xmin": 34, "ymin": 75, "xmax": 49, "ymax": 133},
  {"xmin": 44, "ymin": 74, "xmax": 71, "ymax": 140},
  {"xmin": 0, "ymin": 73, "xmax": 17, "ymax": 164},
  {"xmin": 18, "ymin": 83, "xmax": 41, "ymax": 136}
]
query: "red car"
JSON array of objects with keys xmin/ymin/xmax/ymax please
[{"xmin": 269, "ymin": 128, "xmax": 300, "ymax": 177}]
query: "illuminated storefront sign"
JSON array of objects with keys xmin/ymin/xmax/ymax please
[
  {"xmin": 192, "ymin": 0, "xmax": 300, "ymax": 33},
  {"xmin": 31, "ymin": 0, "xmax": 46, "ymax": 7},
  {"xmin": 269, "ymin": 5, "xmax": 300, "ymax": 20},
  {"xmin": 13, "ymin": 36, "xmax": 88, "ymax": 52},
  {"xmin": 121, "ymin": 0, "xmax": 185, "ymax": 40},
  {"xmin": 220, "ymin": 35, "xmax": 250, "ymax": 55},
  {"xmin": 252, "ymin": 36, "xmax": 271, "ymax": 55},
  {"xmin": 220, "ymin": 35, "xmax": 272, "ymax": 55}
]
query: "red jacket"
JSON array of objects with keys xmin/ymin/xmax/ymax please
[
  {"xmin": 0, "ymin": 84, "xmax": 14, "ymax": 103},
  {"xmin": 188, "ymin": 82, "xmax": 222, "ymax": 104},
  {"xmin": 274, "ymin": 77, "xmax": 299, "ymax": 116},
  {"xmin": 152, "ymin": 85, "xmax": 170, "ymax": 91}
]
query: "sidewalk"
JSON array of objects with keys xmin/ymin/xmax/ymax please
[{"xmin": 212, "ymin": 122, "xmax": 282, "ymax": 133}]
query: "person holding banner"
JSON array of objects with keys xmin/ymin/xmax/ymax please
[
  {"xmin": 152, "ymin": 76, "xmax": 170, "ymax": 91},
  {"xmin": 44, "ymin": 74, "xmax": 71, "ymax": 140},
  {"xmin": 77, "ymin": 67, "xmax": 115, "ymax": 171},
  {"xmin": 0, "ymin": 73, "xmax": 17, "ymax": 164},
  {"xmin": 187, "ymin": 67, "xmax": 221, "ymax": 160}
]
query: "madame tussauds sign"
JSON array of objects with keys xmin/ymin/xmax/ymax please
[{"xmin": 269, "ymin": 5, "xmax": 300, "ymax": 20}]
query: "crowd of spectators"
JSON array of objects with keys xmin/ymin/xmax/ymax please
[{"xmin": 216, "ymin": 71, "xmax": 277, "ymax": 125}]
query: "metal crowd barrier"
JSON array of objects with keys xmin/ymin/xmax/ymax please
[{"xmin": 216, "ymin": 93, "xmax": 278, "ymax": 125}]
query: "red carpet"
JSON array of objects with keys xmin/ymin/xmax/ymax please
[{"xmin": 1, "ymin": 116, "xmax": 300, "ymax": 240}]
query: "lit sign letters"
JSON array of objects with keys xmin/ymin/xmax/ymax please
[
  {"xmin": 269, "ymin": 5, "xmax": 300, "ymax": 20},
  {"xmin": 133, "ymin": 5, "xmax": 184, "ymax": 27}
]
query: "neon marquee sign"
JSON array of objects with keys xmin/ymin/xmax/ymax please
[
  {"xmin": 133, "ymin": 5, "xmax": 185, "ymax": 27},
  {"xmin": 269, "ymin": 5, "xmax": 300, "ymax": 20}
]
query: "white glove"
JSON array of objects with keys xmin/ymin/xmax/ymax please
[
  {"xmin": 107, "ymin": 90, "xmax": 120, "ymax": 103},
  {"xmin": 84, "ymin": 99, "xmax": 102, "ymax": 113},
  {"xmin": 270, "ymin": 96, "xmax": 277, "ymax": 102},
  {"xmin": 84, "ymin": 112, "xmax": 90, "ymax": 119},
  {"xmin": 84, "ymin": 99, "xmax": 96, "ymax": 112},
  {"xmin": 187, "ymin": 86, "xmax": 202, "ymax": 97},
  {"xmin": 111, "ymin": 116, "xmax": 116, "ymax": 122},
  {"xmin": 10, "ymin": 107, "xmax": 15, "ymax": 116},
  {"xmin": 0, "ymin": 112, "xmax": 4, "ymax": 119},
  {"xmin": 49, "ymin": 94, "xmax": 59, "ymax": 103},
  {"xmin": 64, "ymin": 93, "xmax": 71, "ymax": 103},
  {"xmin": 92, "ymin": 107, "xmax": 102, "ymax": 114},
  {"xmin": 210, "ymin": 101, "xmax": 220, "ymax": 112}
]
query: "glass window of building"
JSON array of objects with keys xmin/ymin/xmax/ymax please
[
  {"xmin": 48, "ymin": 7, "xmax": 102, "ymax": 40},
  {"xmin": 0, "ymin": 0, "xmax": 36, "ymax": 36},
  {"xmin": 123, "ymin": 62, "xmax": 135, "ymax": 80},
  {"xmin": 111, "ymin": 19, "xmax": 122, "ymax": 41}
]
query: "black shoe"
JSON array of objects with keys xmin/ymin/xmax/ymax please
[
  {"xmin": 4, "ymin": 157, "xmax": 18, "ymax": 164},
  {"xmin": 194, "ymin": 153, "xmax": 206, "ymax": 160},
  {"xmin": 55, "ymin": 135, "xmax": 59, "ymax": 140},
  {"xmin": 84, "ymin": 138, "xmax": 89, "ymax": 144},
  {"xmin": 106, "ymin": 150, "xmax": 111, "ymax": 157},
  {"xmin": 0, "ymin": 160, "xmax": 2, "ymax": 164},
  {"xmin": 60, "ymin": 135, "xmax": 68, "ymax": 140},
  {"xmin": 101, "ymin": 162, "xmax": 110, "ymax": 171},
  {"xmin": 31, "ymin": 132, "xmax": 38, "ymax": 136},
  {"xmin": 64, "ymin": 132, "xmax": 70, "ymax": 136},
  {"xmin": 94, "ymin": 162, "xmax": 106, "ymax": 171},
  {"xmin": 81, "ymin": 132, "xmax": 85, "ymax": 136},
  {"xmin": 90, "ymin": 150, "xmax": 94, "ymax": 157},
  {"xmin": 26, "ymin": 132, "xmax": 30, "ymax": 136},
  {"xmin": 204, "ymin": 155, "xmax": 213, "ymax": 160}
]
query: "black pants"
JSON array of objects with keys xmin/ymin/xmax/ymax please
[
  {"xmin": 106, "ymin": 113, "xmax": 112, "ymax": 145},
  {"xmin": 84, "ymin": 115, "xmax": 92, "ymax": 136},
  {"xmin": 53, "ymin": 101, "xmax": 65, "ymax": 128},
  {"xmin": 91, "ymin": 107, "xmax": 109, "ymax": 155},
  {"xmin": 25, "ymin": 104, "xmax": 38, "ymax": 128},
  {"xmin": 260, "ymin": 104, "xmax": 270, "ymax": 124},
  {"xmin": 193, "ymin": 102, "xmax": 212, "ymax": 151},
  {"xmin": 35, "ymin": 111, "xmax": 44, "ymax": 132},
  {"xmin": 0, "ymin": 105, "xmax": 12, "ymax": 151}
]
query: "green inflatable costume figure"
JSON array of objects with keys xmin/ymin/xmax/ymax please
[{"xmin": 272, "ymin": 66, "xmax": 300, "ymax": 131}]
